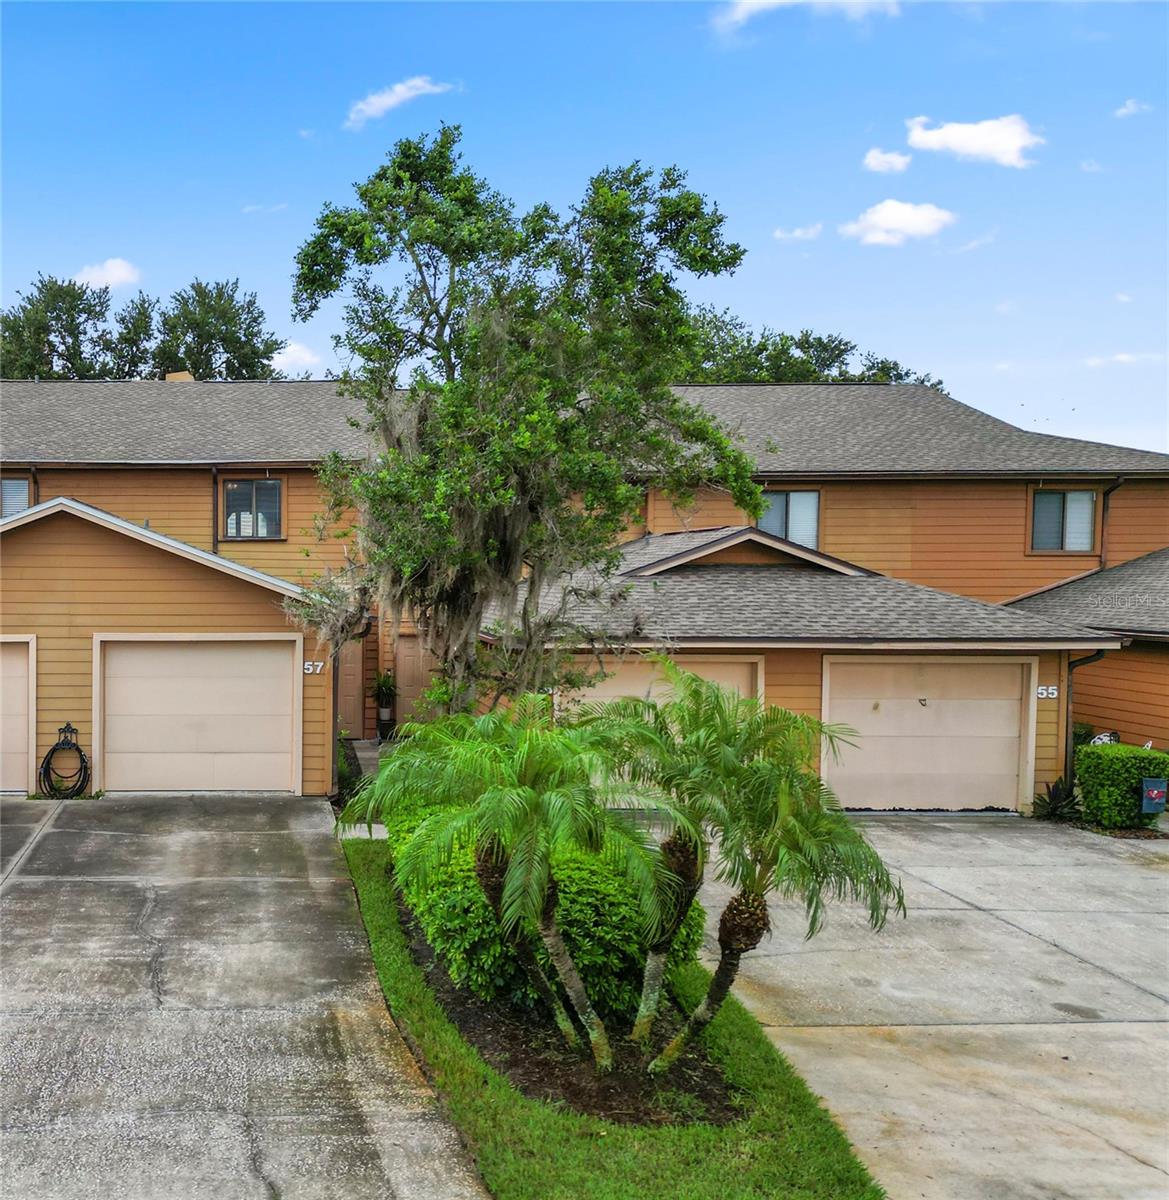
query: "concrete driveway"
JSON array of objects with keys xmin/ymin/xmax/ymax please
[
  {"xmin": 1, "ymin": 794, "xmax": 486, "ymax": 1200},
  {"xmin": 700, "ymin": 814, "xmax": 1169, "ymax": 1200}
]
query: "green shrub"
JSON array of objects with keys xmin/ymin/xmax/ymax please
[
  {"xmin": 1072, "ymin": 721, "xmax": 1095, "ymax": 748},
  {"xmin": 1032, "ymin": 776, "xmax": 1080, "ymax": 822},
  {"xmin": 1075, "ymin": 743, "xmax": 1169, "ymax": 829},
  {"xmin": 362, "ymin": 789, "xmax": 705, "ymax": 1019}
]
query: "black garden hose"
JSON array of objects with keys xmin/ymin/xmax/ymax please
[{"xmin": 38, "ymin": 722, "xmax": 91, "ymax": 798}]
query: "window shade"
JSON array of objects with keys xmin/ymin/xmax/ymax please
[
  {"xmin": 1063, "ymin": 491, "xmax": 1095, "ymax": 552},
  {"xmin": 1032, "ymin": 491, "xmax": 1064, "ymax": 551},
  {"xmin": 758, "ymin": 494, "xmax": 786, "ymax": 538},
  {"xmin": 1, "ymin": 478, "xmax": 29, "ymax": 519},
  {"xmin": 787, "ymin": 492, "xmax": 819, "ymax": 548}
]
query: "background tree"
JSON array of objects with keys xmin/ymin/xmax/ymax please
[
  {"xmin": 1, "ymin": 274, "xmax": 285, "ymax": 380},
  {"xmin": 681, "ymin": 305, "xmax": 945, "ymax": 391},
  {"xmin": 290, "ymin": 125, "xmax": 763, "ymax": 709}
]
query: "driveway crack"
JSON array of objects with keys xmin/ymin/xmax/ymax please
[{"xmin": 134, "ymin": 882, "xmax": 165, "ymax": 1007}]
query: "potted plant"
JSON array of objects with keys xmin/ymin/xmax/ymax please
[{"xmin": 371, "ymin": 671, "xmax": 397, "ymax": 739}]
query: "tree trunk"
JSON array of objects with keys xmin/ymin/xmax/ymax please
[
  {"xmin": 630, "ymin": 949, "xmax": 668, "ymax": 1043},
  {"xmin": 474, "ymin": 843, "xmax": 579, "ymax": 1049},
  {"xmin": 538, "ymin": 881, "xmax": 613, "ymax": 1072},
  {"xmin": 647, "ymin": 888, "xmax": 768, "ymax": 1075}
]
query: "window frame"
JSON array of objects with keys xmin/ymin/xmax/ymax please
[
  {"xmin": 220, "ymin": 474, "xmax": 286, "ymax": 542},
  {"xmin": 1026, "ymin": 485, "xmax": 1101, "ymax": 556},
  {"xmin": 1, "ymin": 475, "xmax": 31, "ymax": 519},
  {"xmin": 757, "ymin": 488, "xmax": 821, "ymax": 549}
]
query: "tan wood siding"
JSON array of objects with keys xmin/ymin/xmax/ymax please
[
  {"xmin": 1072, "ymin": 643, "xmax": 1169, "ymax": 750},
  {"xmin": 644, "ymin": 481, "xmax": 1168, "ymax": 602},
  {"xmin": 29, "ymin": 467, "xmax": 355, "ymax": 584},
  {"xmin": 0, "ymin": 511, "xmax": 332, "ymax": 794}
]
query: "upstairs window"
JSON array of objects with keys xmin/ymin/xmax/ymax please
[
  {"xmin": 758, "ymin": 490, "xmax": 819, "ymax": 549},
  {"xmin": 1, "ymin": 477, "xmax": 30, "ymax": 518},
  {"xmin": 224, "ymin": 479, "xmax": 282, "ymax": 539},
  {"xmin": 1032, "ymin": 489, "xmax": 1095, "ymax": 552}
]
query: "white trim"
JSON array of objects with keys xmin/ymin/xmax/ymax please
[
  {"xmin": 92, "ymin": 633, "xmax": 304, "ymax": 796},
  {"xmin": 629, "ymin": 526, "xmax": 867, "ymax": 578},
  {"xmin": 0, "ymin": 634, "xmax": 37, "ymax": 793},
  {"xmin": 0, "ymin": 497, "xmax": 304, "ymax": 599},
  {"xmin": 821, "ymin": 653, "xmax": 1041, "ymax": 812},
  {"xmin": 586, "ymin": 638, "xmax": 1121, "ymax": 652}
]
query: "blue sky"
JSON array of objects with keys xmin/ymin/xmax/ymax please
[{"xmin": 3, "ymin": 1, "xmax": 1166, "ymax": 449}]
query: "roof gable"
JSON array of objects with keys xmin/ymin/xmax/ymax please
[
  {"xmin": 621, "ymin": 527, "xmax": 871, "ymax": 577},
  {"xmin": 0, "ymin": 497, "xmax": 304, "ymax": 599}
]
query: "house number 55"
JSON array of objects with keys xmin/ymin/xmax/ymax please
[
  {"xmin": 303, "ymin": 661, "xmax": 325, "ymax": 674},
  {"xmin": 1037, "ymin": 685, "xmax": 1059, "ymax": 699}
]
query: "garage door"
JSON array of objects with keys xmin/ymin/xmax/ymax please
[
  {"xmin": 824, "ymin": 659, "xmax": 1027, "ymax": 811},
  {"xmin": 101, "ymin": 640, "xmax": 297, "ymax": 792},
  {"xmin": 1, "ymin": 641, "xmax": 31, "ymax": 792},
  {"xmin": 578, "ymin": 656, "xmax": 759, "ymax": 703}
]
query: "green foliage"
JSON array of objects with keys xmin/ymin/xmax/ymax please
[
  {"xmin": 345, "ymin": 837, "xmax": 885, "ymax": 1200},
  {"xmin": 1076, "ymin": 743, "xmax": 1169, "ymax": 829},
  {"xmin": 370, "ymin": 670, "xmax": 397, "ymax": 706},
  {"xmin": 290, "ymin": 125, "xmax": 762, "ymax": 709},
  {"xmin": 1, "ymin": 273, "xmax": 285, "ymax": 380},
  {"xmin": 1031, "ymin": 777, "xmax": 1080, "ymax": 822},
  {"xmin": 680, "ymin": 305, "xmax": 945, "ymax": 391},
  {"xmin": 335, "ymin": 733, "xmax": 361, "ymax": 804},
  {"xmin": 1072, "ymin": 721, "xmax": 1095, "ymax": 748}
]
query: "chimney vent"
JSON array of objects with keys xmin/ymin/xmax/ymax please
[{"xmin": 165, "ymin": 371, "xmax": 195, "ymax": 382}]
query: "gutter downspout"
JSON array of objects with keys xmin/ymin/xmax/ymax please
[
  {"xmin": 1099, "ymin": 477, "xmax": 1124, "ymax": 568},
  {"xmin": 1065, "ymin": 648, "xmax": 1109, "ymax": 783},
  {"xmin": 30, "ymin": 466, "xmax": 40, "ymax": 505},
  {"xmin": 211, "ymin": 466, "xmax": 219, "ymax": 554}
]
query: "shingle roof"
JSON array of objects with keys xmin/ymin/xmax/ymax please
[
  {"xmin": 505, "ymin": 530, "xmax": 1117, "ymax": 647},
  {"xmin": 0, "ymin": 380, "xmax": 368, "ymax": 464},
  {"xmin": 1008, "ymin": 547, "xmax": 1169, "ymax": 636},
  {"xmin": 3, "ymin": 379, "xmax": 1167, "ymax": 475}
]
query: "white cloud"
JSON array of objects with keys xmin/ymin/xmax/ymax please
[
  {"xmin": 1113, "ymin": 98, "xmax": 1151, "ymax": 119},
  {"xmin": 1084, "ymin": 352, "xmax": 1163, "ymax": 368},
  {"xmin": 1080, "ymin": 159, "xmax": 1104, "ymax": 173},
  {"xmin": 1114, "ymin": 292, "xmax": 1133, "ymax": 304},
  {"xmin": 994, "ymin": 299, "xmax": 1016, "ymax": 315},
  {"xmin": 773, "ymin": 221, "xmax": 823, "ymax": 241},
  {"xmin": 953, "ymin": 227, "xmax": 997, "ymax": 254},
  {"xmin": 838, "ymin": 199, "xmax": 956, "ymax": 246},
  {"xmin": 863, "ymin": 147, "xmax": 911, "ymax": 173},
  {"xmin": 906, "ymin": 114, "xmax": 1044, "ymax": 168},
  {"xmin": 344, "ymin": 76, "xmax": 453, "ymax": 131},
  {"xmin": 993, "ymin": 362, "xmax": 1011, "ymax": 373},
  {"xmin": 73, "ymin": 257, "xmax": 141, "ymax": 288},
  {"xmin": 297, "ymin": 128, "xmax": 315, "ymax": 140},
  {"xmin": 712, "ymin": 0, "xmax": 898, "ymax": 32},
  {"xmin": 241, "ymin": 202, "xmax": 289, "ymax": 215},
  {"xmin": 273, "ymin": 341, "xmax": 323, "ymax": 373}
]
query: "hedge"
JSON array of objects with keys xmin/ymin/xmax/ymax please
[
  {"xmin": 358, "ymin": 789, "xmax": 705, "ymax": 1020},
  {"xmin": 1075, "ymin": 743, "xmax": 1169, "ymax": 829}
]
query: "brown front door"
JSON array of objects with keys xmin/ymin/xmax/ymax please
[{"xmin": 337, "ymin": 637, "xmax": 365, "ymax": 738}]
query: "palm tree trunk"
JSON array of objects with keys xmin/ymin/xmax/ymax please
[
  {"xmin": 475, "ymin": 843, "xmax": 579, "ymax": 1049},
  {"xmin": 631, "ymin": 949, "xmax": 669, "ymax": 1043},
  {"xmin": 647, "ymin": 946, "xmax": 740, "ymax": 1074},
  {"xmin": 538, "ymin": 881, "xmax": 613, "ymax": 1073}
]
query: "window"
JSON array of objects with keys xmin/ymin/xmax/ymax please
[
  {"xmin": 757, "ymin": 491, "xmax": 819, "ymax": 548},
  {"xmin": 1032, "ymin": 489, "xmax": 1096, "ymax": 552},
  {"xmin": 224, "ymin": 479, "xmax": 282, "ymax": 539},
  {"xmin": 1, "ymin": 477, "xmax": 30, "ymax": 519}
]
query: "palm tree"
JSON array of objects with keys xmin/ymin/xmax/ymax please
[
  {"xmin": 342, "ymin": 694, "xmax": 676, "ymax": 1073},
  {"xmin": 648, "ymin": 742, "xmax": 905, "ymax": 1074}
]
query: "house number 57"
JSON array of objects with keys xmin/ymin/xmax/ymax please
[
  {"xmin": 1037, "ymin": 685, "xmax": 1059, "ymax": 699},
  {"xmin": 303, "ymin": 661, "xmax": 325, "ymax": 674}
]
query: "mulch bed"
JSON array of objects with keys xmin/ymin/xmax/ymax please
[
  {"xmin": 1076, "ymin": 823, "xmax": 1169, "ymax": 840},
  {"xmin": 391, "ymin": 877, "xmax": 744, "ymax": 1126}
]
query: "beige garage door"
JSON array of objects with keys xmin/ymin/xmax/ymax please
[
  {"xmin": 1, "ymin": 642, "xmax": 31, "ymax": 792},
  {"xmin": 825, "ymin": 659, "xmax": 1027, "ymax": 811},
  {"xmin": 102, "ymin": 640, "xmax": 296, "ymax": 792},
  {"xmin": 578, "ymin": 656, "xmax": 759, "ymax": 703}
]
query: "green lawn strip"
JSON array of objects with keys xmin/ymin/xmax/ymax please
[{"xmin": 344, "ymin": 839, "xmax": 885, "ymax": 1200}]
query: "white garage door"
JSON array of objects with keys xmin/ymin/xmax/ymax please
[
  {"xmin": 824, "ymin": 658, "xmax": 1027, "ymax": 811},
  {"xmin": 1, "ymin": 641, "xmax": 31, "ymax": 792},
  {"xmin": 579, "ymin": 656, "xmax": 759, "ymax": 703},
  {"xmin": 102, "ymin": 640, "xmax": 297, "ymax": 792}
]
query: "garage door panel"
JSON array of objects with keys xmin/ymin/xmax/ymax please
[
  {"xmin": 0, "ymin": 643, "xmax": 30, "ymax": 791},
  {"xmin": 830, "ymin": 772, "xmax": 1022, "ymax": 811},
  {"xmin": 829, "ymin": 661, "xmax": 1023, "ymax": 700},
  {"xmin": 104, "ymin": 713, "xmax": 292, "ymax": 755},
  {"xmin": 829, "ymin": 698, "xmax": 1024, "ymax": 738},
  {"xmin": 105, "ymin": 675, "xmax": 292, "ymax": 718},
  {"xmin": 101, "ymin": 641, "xmax": 295, "ymax": 793},
  {"xmin": 834, "ymin": 735, "xmax": 1021, "ymax": 775}
]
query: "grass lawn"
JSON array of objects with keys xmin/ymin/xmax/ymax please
[{"xmin": 345, "ymin": 838, "xmax": 885, "ymax": 1200}]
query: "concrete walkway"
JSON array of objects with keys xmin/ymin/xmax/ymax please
[
  {"xmin": 0, "ymin": 794, "xmax": 487, "ymax": 1200},
  {"xmin": 700, "ymin": 814, "xmax": 1169, "ymax": 1200}
]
